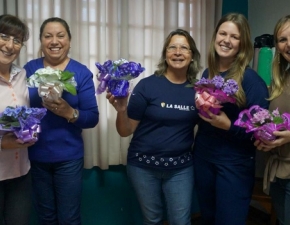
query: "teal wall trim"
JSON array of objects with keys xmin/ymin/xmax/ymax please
[
  {"xmin": 80, "ymin": 166, "xmax": 199, "ymax": 225},
  {"xmin": 81, "ymin": 166, "xmax": 142, "ymax": 225},
  {"xmin": 222, "ymin": 0, "xmax": 248, "ymax": 18},
  {"xmin": 30, "ymin": 165, "xmax": 199, "ymax": 225}
]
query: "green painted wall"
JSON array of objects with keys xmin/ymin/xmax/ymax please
[
  {"xmin": 81, "ymin": 166, "xmax": 143, "ymax": 225},
  {"xmin": 222, "ymin": 0, "xmax": 248, "ymax": 18}
]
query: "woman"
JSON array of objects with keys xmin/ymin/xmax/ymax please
[
  {"xmin": 0, "ymin": 14, "xmax": 32, "ymax": 225},
  {"xmin": 255, "ymin": 15, "xmax": 290, "ymax": 225},
  {"xmin": 24, "ymin": 17, "xmax": 99, "ymax": 225},
  {"xmin": 193, "ymin": 13, "xmax": 269, "ymax": 224},
  {"xmin": 106, "ymin": 29, "xmax": 201, "ymax": 225}
]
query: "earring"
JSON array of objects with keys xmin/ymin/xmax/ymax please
[{"xmin": 278, "ymin": 53, "xmax": 280, "ymax": 64}]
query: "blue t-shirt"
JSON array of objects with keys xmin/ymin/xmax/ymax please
[
  {"xmin": 127, "ymin": 74, "xmax": 199, "ymax": 170},
  {"xmin": 24, "ymin": 58, "xmax": 99, "ymax": 163},
  {"xmin": 193, "ymin": 68, "xmax": 269, "ymax": 164}
]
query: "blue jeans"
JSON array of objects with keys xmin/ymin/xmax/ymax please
[
  {"xmin": 127, "ymin": 164, "xmax": 194, "ymax": 225},
  {"xmin": 194, "ymin": 155, "xmax": 255, "ymax": 225},
  {"xmin": 31, "ymin": 158, "xmax": 83, "ymax": 225},
  {"xmin": 270, "ymin": 178, "xmax": 290, "ymax": 225},
  {"xmin": 0, "ymin": 172, "xmax": 31, "ymax": 225}
]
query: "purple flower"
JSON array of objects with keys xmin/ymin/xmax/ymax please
[
  {"xmin": 195, "ymin": 75, "xmax": 238, "ymax": 96},
  {"xmin": 195, "ymin": 77, "xmax": 210, "ymax": 85},
  {"xmin": 234, "ymin": 105, "xmax": 290, "ymax": 141},
  {"xmin": 222, "ymin": 79, "xmax": 239, "ymax": 95},
  {"xmin": 251, "ymin": 109, "xmax": 272, "ymax": 125},
  {"xmin": 0, "ymin": 106, "xmax": 47, "ymax": 129},
  {"xmin": 211, "ymin": 76, "xmax": 224, "ymax": 89},
  {"xmin": 272, "ymin": 108, "xmax": 280, "ymax": 117},
  {"xmin": 95, "ymin": 58, "xmax": 145, "ymax": 95}
]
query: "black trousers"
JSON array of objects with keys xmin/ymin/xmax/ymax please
[{"xmin": 0, "ymin": 172, "xmax": 31, "ymax": 225}]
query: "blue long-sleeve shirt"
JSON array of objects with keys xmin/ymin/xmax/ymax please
[
  {"xmin": 24, "ymin": 58, "xmax": 99, "ymax": 163},
  {"xmin": 193, "ymin": 68, "xmax": 269, "ymax": 164}
]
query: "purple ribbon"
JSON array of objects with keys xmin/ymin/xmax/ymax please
[
  {"xmin": 14, "ymin": 124, "xmax": 41, "ymax": 143},
  {"xmin": 96, "ymin": 74, "xmax": 111, "ymax": 94}
]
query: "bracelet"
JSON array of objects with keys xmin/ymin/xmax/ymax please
[{"xmin": 67, "ymin": 109, "xmax": 79, "ymax": 123}]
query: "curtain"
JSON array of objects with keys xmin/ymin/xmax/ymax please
[{"xmin": 1, "ymin": 0, "xmax": 222, "ymax": 169}]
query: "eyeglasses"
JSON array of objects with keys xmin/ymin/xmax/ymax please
[
  {"xmin": 166, "ymin": 45, "xmax": 191, "ymax": 54},
  {"xmin": 0, "ymin": 33, "xmax": 23, "ymax": 48}
]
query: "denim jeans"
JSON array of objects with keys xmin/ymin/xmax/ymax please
[
  {"xmin": 0, "ymin": 172, "xmax": 31, "ymax": 225},
  {"xmin": 194, "ymin": 155, "xmax": 255, "ymax": 225},
  {"xmin": 30, "ymin": 158, "xmax": 83, "ymax": 225},
  {"xmin": 270, "ymin": 178, "xmax": 290, "ymax": 225},
  {"xmin": 127, "ymin": 164, "xmax": 194, "ymax": 225}
]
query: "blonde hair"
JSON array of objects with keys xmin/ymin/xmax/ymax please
[
  {"xmin": 269, "ymin": 15, "xmax": 290, "ymax": 100},
  {"xmin": 207, "ymin": 13, "xmax": 253, "ymax": 107}
]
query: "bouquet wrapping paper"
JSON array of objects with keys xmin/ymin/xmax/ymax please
[
  {"xmin": 234, "ymin": 105, "xmax": 290, "ymax": 141},
  {"xmin": 95, "ymin": 59, "xmax": 145, "ymax": 97},
  {"xmin": 27, "ymin": 66, "xmax": 77, "ymax": 100},
  {"xmin": 0, "ymin": 106, "xmax": 47, "ymax": 143},
  {"xmin": 194, "ymin": 75, "xmax": 238, "ymax": 118}
]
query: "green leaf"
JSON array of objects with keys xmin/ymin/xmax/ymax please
[
  {"xmin": 273, "ymin": 117, "xmax": 283, "ymax": 124},
  {"xmin": 64, "ymin": 82, "xmax": 77, "ymax": 95},
  {"xmin": 61, "ymin": 71, "xmax": 75, "ymax": 81},
  {"xmin": 11, "ymin": 121, "xmax": 20, "ymax": 127}
]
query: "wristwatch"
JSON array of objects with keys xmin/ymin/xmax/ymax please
[{"xmin": 68, "ymin": 109, "xmax": 78, "ymax": 123}]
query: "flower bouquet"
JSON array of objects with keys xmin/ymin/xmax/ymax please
[
  {"xmin": 27, "ymin": 66, "xmax": 77, "ymax": 100},
  {"xmin": 0, "ymin": 106, "xmax": 47, "ymax": 143},
  {"xmin": 194, "ymin": 75, "xmax": 238, "ymax": 118},
  {"xmin": 234, "ymin": 105, "xmax": 290, "ymax": 141},
  {"xmin": 95, "ymin": 58, "xmax": 145, "ymax": 97}
]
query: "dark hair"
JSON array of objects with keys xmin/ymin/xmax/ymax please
[
  {"xmin": 0, "ymin": 14, "xmax": 29, "ymax": 42},
  {"xmin": 155, "ymin": 29, "xmax": 201, "ymax": 84},
  {"xmin": 39, "ymin": 17, "xmax": 71, "ymax": 40}
]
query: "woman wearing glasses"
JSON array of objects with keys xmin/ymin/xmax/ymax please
[
  {"xmin": 106, "ymin": 29, "xmax": 201, "ymax": 225},
  {"xmin": 0, "ymin": 14, "xmax": 32, "ymax": 225}
]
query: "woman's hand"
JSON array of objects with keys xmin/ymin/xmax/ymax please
[
  {"xmin": 198, "ymin": 109, "xmax": 231, "ymax": 130},
  {"xmin": 254, "ymin": 130, "xmax": 290, "ymax": 151},
  {"xmin": 1, "ymin": 133, "xmax": 35, "ymax": 149},
  {"xmin": 106, "ymin": 92, "xmax": 128, "ymax": 112},
  {"xmin": 42, "ymin": 97, "xmax": 74, "ymax": 120}
]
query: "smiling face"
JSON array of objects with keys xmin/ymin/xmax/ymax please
[
  {"xmin": 215, "ymin": 21, "xmax": 240, "ymax": 63},
  {"xmin": 276, "ymin": 21, "xmax": 290, "ymax": 63},
  {"xmin": 165, "ymin": 35, "xmax": 192, "ymax": 73},
  {"xmin": 40, "ymin": 22, "xmax": 71, "ymax": 65},
  {"xmin": 0, "ymin": 33, "xmax": 22, "ymax": 67}
]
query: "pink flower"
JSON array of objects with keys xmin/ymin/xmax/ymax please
[{"xmin": 234, "ymin": 105, "xmax": 290, "ymax": 141}]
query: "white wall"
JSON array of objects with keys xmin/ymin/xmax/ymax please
[
  {"xmin": 248, "ymin": 0, "xmax": 290, "ymax": 177},
  {"xmin": 249, "ymin": 0, "xmax": 290, "ymax": 42}
]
